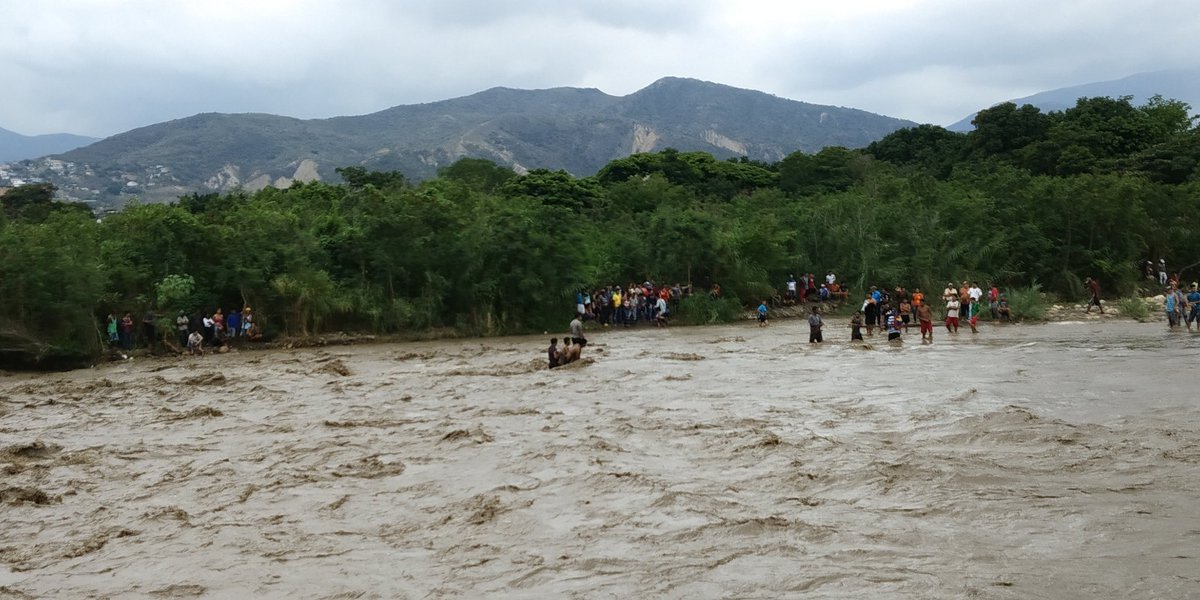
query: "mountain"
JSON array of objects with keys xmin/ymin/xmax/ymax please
[
  {"xmin": 948, "ymin": 67, "xmax": 1200, "ymax": 131},
  {"xmin": 7, "ymin": 77, "xmax": 915, "ymax": 206},
  {"xmin": 0, "ymin": 127, "xmax": 98, "ymax": 162}
]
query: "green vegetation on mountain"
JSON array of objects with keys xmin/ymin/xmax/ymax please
[{"xmin": 1, "ymin": 94, "xmax": 1197, "ymax": 369}]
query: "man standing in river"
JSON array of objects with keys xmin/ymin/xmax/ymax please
[
  {"xmin": 547, "ymin": 338, "xmax": 560, "ymax": 369},
  {"xmin": 808, "ymin": 306, "xmax": 823, "ymax": 343},
  {"xmin": 1186, "ymin": 283, "xmax": 1200, "ymax": 331},
  {"xmin": 570, "ymin": 314, "xmax": 586, "ymax": 347},
  {"xmin": 945, "ymin": 296, "xmax": 960, "ymax": 333},
  {"xmin": 917, "ymin": 301, "xmax": 934, "ymax": 343},
  {"xmin": 885, "ymin": 305, "xmax": 903, "ymax": 342}
]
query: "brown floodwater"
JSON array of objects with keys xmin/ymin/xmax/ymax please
[{"xmin": 1, "ymin": 318, "xmax": 1198, "ymax": 599}]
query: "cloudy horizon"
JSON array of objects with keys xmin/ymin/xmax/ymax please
[{"xmin": 3, "ymin": 0, "xmax": 1198, "ymax": 138}]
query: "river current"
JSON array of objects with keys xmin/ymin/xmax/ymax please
[{"xmin": 1, "ymin": 318, "xmax": 1198, "ymax": 598}]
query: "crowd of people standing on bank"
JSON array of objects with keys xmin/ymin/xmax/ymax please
[
  {"xmin": 574, "ymin": 281, "xmax": 692, "ymax": 329},
  {"xmin": 105, "ymin": 306, "xmax": 260, "ymax": 355},
  {"xmin": 785, "ymin": 272, "xmax": 850, "ymax": 304}
]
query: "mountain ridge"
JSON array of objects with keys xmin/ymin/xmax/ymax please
[
  {"xmin": 948, "ymin": 67, "xmax": 1200, "ymax": 131},
  {"xmin": 4, "ymin": 77, "xmax": 917, "ymax": 206},
  {"xmin": 0, "ymin": 127, "xmax": 98, "ymax": 163}
]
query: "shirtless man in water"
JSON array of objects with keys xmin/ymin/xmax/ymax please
[
  {"xmin": 557, "ymin": 338, "xmax": 575, "ymax": 365},
  {"xmin": 917, "ymin": 302, "xmax": 934, "ymax": 343}
]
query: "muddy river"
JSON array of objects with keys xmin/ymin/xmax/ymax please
[{"xmin": 1, "ymin": 319, "xmax": 1198, "ymax": 599}]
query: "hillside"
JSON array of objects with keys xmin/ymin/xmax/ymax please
[
  {"xmin": 5, "ymin": 77, "xmax": 915, "ymax": 206},
  {"xmin": 948, "ymin": 67, "xmax": 1200, "ymax": 131},
  {"xmin": 0, "ymin": 127, "xmax": 97, "ymax": 163}
]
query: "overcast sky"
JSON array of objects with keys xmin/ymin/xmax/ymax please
[{"xmin": 2, "ymin": 0, "xmax": 1197, "ymax": 137}]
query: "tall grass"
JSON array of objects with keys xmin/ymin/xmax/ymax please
[
  {"xmin": 1116, "ymin": 297, "xmax": 1151, "ymax": 321},
  {"xmin": 1005, "ymin": 283, "xmax": 1049, "ymax": 321},
  {"xmin": 675, "ymin": 294, "xmax": 744, "ymax": 325}
]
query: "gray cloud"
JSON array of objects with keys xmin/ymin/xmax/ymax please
[{"xmin": 1, "ymin": 0, "xmax": 1196, "ymax": 137}]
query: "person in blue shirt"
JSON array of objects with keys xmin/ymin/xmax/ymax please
[
  {"xmin": 1165, "ymin": 287, "xmax": 1179, "ymax": 329},
  {"xmin": 757, "ymin": 300, "xmax": 769, "ymax": 327},
  {"xmin": 1187, "ymin": 283, "xmax": 1200, "ymax": 331},
  {"xmin": 227, "ymin": 309, "xmax": 241, "ymax": 338}
]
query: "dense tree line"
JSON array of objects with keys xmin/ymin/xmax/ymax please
[{"xmin": 1, "ymin": 95, "xmax": 1197, "ymax": 368}]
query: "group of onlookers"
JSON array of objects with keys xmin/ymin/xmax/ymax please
[
  {"xmin": 849, "ymin": 281, "xmax": 1012, "ymax": 343},
  {"xmin": 105, "ymin": 306, "xmax": 259, "ymax": 355},
  {"xmin": 577, "ymin": 282, "xmax": 687, "ymax": 328},
  {"xmin": 785, "ymin": 272, "xmax": 850, "ymax": 304},
  {"xmin": 553, "ymin": 267, "xmax": 1200, "ymax": 367}
]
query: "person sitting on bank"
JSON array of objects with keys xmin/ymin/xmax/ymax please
[
  {"xmin": 187, "ymin": 330, "xmax": 204, "ymax": 355},
  {"xmin": 997, "ymin": 296, "xmax": 1011, "ymax": 321}
]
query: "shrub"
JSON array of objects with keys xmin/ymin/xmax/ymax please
[
  {"xmin": 1005, "ymin": 283, "xmax": 1049, "ymax": 321},
  {"xmin": 1117, "ymin": 297, "xmax": 1151, "ymax": 321},
  {"xmin": 675, "ymin": 294, "xmax": 743, "ymax": 325}
]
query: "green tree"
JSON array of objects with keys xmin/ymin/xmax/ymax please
[{"xmin": 438, "ymin": 157, "xmax": 516, "ymax": 192}]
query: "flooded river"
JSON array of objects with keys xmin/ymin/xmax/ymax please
[{"xmin": 1, "ymin": 319, "xmax": 1198, "ymax": 598}]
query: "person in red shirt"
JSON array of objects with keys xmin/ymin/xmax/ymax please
[{"xmin": 1085, "ymin": 277, "xmax": 1103, "ymax": 314}]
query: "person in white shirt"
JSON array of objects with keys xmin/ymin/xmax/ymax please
[
  {"xmin": 943, "ymin": 283, "xmax": 957, "ymax": 302},
  {"xmin": 202, "ymin": 314, "xmax": 215, "ymax": 342},
  {"xmin": 826, "ymin": 271, "xmax": 836, "ymax": 285},
  {"xmin": 187, "ymin": 330, "xmax": 204, "ymax": 355},
  {"xmin": 945, "ymin": 298, "xmax": 961, "ymax": 333},
  {"xmin": 968, "ymin": 282, "xmax": 983, "ymax": 303}
]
